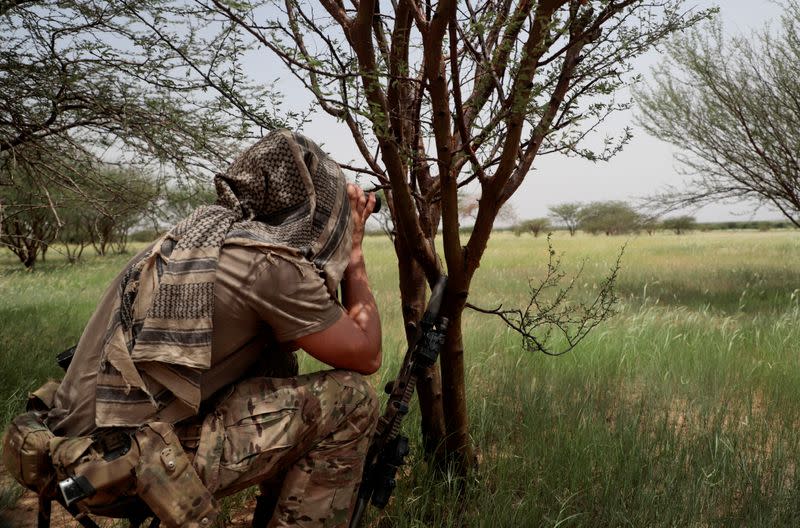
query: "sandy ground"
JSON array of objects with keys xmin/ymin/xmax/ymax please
[{"xmin": 0, "ymin": 486, "xmax": 110, "ymax": 528}]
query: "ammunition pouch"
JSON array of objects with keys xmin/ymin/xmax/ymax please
[
  {"xmin": 2, "ymin": 380, "xmax": 64, "ymax": 496},
  {"xmin": 3, "ymin": 382, "xmax": 218, "ymax": 528},
  {"xmin": 3, "ymin": 411, "xmax": 57, "ymax": 496},
  {"xmin": 50, "ymin": 429, "xmax": 139, "ymax": 510},
  {"xmin": 134, "ymin": 422, "xmax": 218, "ymax": 527}
]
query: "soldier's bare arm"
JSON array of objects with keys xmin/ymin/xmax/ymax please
[{"xmin": 295, "ymin": 184, "xmax": 382, "ymax": 375}]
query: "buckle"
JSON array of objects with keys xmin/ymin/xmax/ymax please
[{"xmin": 58, "ymin": 476, "xmax": 96, "ymax": 507}]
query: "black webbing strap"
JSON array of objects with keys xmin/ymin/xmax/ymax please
[
  {"xmin": 251, "ymin": 489, "xmax": 280, "ymax": 527},
  {"xmin": 39, "ymin": 496, "xmax": 102, "ymax": 528},
  {"xmin": 37, "ymin": 496, "xmax": 50, "ymax": 528}
]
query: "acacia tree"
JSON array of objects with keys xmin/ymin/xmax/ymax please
[
  {"xmin": 516, "ymin": 218, "xmax": 551, "ymax": 237},
  {"xmin": 549, "ymin": 202, "xmax": 583, "ymax": 235},
  {"xmin": 0, "ymin": 161, "xmax": 159, "ymax": 265},
  {"xmin": 83, "ymin": 169, "xmax": 160, "ymax": 255},
  {"xmin": 187, "ymin": 0, "xmax": 710, "ymax": 470},
  {"xmin": 662, "ymin": 215, "xmax": 696, "ymax": 235},
  {"xmin": 636, "ymin": 3, "xmax": 800, "ymax": 226},
  {"xmin": 578, "ymin": 200, "xmax": 642, "ymax": 235},
  {"xmin": 458, "ymin": 190, "xmax": 517, "ymax": 226},
  {"xmin": 0, "ymin": 167, "xmax": 58, "ymax": 267}
]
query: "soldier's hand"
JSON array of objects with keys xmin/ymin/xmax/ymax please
[{"xmin": 347, "ymin": 183, "xmax": 376, "ymax": 248}]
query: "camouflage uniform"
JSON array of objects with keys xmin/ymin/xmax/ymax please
[{"xmin": 193, "ymin": 369, "xmax": 379, "ymax": 527}]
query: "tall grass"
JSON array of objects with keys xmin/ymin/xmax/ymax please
[{"xmin": 1, "ymin": 230, "xmax": 799, "ymax": 526}]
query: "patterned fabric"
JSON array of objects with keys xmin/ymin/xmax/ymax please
[
  {"xmin": 192, "ymin": 370, "xmax": 378, "ymax": 527},
  {"xmin": 94, "ymin": 129, "xmax": 352, "ymax": 427},
  {"xmin": 135, "ymin": 422, "xmax": 219, "ymax": 527}
]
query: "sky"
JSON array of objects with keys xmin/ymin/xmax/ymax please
[{"xmin": 262, "ymin": 1, "xmax": 787, "ymax": 223}]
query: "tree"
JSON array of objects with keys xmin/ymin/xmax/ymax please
[
  {"xmin": 4, "ymin": 0, "xmax": 709, "ymax": 472},
  {"xmin": 56, "ymin": 195, "xmax": 96, "ymax": 263},
  {"xmin": 83, "ymin": 169, "xmax": 160, "ymax": 255},
  {"xmin": 0, "ymin": 169, "xmax": 58, "ymax": 268},
  {"xmin": 1, "ymin": 0, "xmax": 289, "ymax": 250},
  {"xmin": 662, "ymin": 215, "xmax": 696, "ymax": 235},
  {"xmin": 516, "ymin": 218, "xmax": 551, "ymax": 237},
  {"xmin": 158, "ymin": 186, "xmax": 217, "ymax": 227},
  {"xmin": 639, "ymin": 215, "xmax": 660, "ymax": 235},
  {"xmin": 1, "ymin": 162, "xmax": 159, "ymax": 265},
  {"xmin": 636, "ymin": 4, "xmax": 800, "ymax": 227},
  {"xmin": 459, "ymin": 190, "xmax": 517, "ymax": 226},
  {"xmin": 193, "ymin": 0, "xmax": 709, "ymax": 471},
  {"xmin": 578, "ymin": 201, "xmax": 642, "ymax": 235},
  {"xmin": 548, "ymin": 202, "xmax": 583, "ymax": 236}
]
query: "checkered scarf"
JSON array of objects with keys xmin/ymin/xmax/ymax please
[{"xmin": 94, "ymin": 130, "xmax": 352, "ymax": 427}]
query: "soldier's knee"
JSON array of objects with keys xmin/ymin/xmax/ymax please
[
  {"xmin": 353, "ymin": 371, "xmax": 377, "ymax": 399},
  {"xmin": 329, "ymin": 370, "xmax": 379, "ymax": 433},
  {"xmin": 353, "ymin": 377, "xmax": 379, "ymax": 436},
  {"xmin": 357, "ymin": 374, "xmax": 379, "ymax": 416},
  {"xmin": 327, "ymin": 370, "xmax": 371, "ymax": 397}
]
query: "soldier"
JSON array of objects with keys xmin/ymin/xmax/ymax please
[{"xmin": 38, "ymin": 130, "xmax": 382, "ymax": 527}]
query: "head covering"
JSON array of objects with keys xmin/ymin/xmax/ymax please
[
  {"xmin": 217, "ymin": 129, "xmax": 352, "ymax": 295},
  {"xmin": 93, "ymin": 130, "xmax": 352, "ymax": 427}
]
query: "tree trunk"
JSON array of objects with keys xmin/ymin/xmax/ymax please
[
  {"xmin": 64, "ymin": 243, "xmax": 75, "ymax": 263},
  {"xmin": 114, "ymin": 229, "xmax": 129, "ymax": 254},
  {"xmin": 418, "ymin": 364, "xmax": 446, "ymax": 456},
  {"xmin": 439, "ymin": 308, "xmax": 474, "ymax": 471},
  {"xmin": 22, "ymin": 248, "xmax": 36, "ymax": 268},
  {"xmin": 395, "ymin": 234, "xmax": 446, "ymax": 455}
]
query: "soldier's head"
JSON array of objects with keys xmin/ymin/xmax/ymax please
[{"xmin": 214, "ymin": 130, "xmax": 352, "ymax": 294}]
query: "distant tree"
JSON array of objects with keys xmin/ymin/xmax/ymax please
[
  {"xmin": 516, "ymin": 218, "xmax": 552, "ymax": 238},
  {"xmin": 498, "ymin": 202, "xmax": 520, "ymax": 228},
  {"xmin": 57, "ymin": 197, "xmax": 94, "ymax": 263},
  {"xmin": 548, "ymin": 202, "xmax": 582, "ymax": 236},
  {"xmin": 459, "ymin": 191, "xmax": 517, "ymax": 226},
  {"xmin": 636, "ymin": 4, "xmax": 800, "ymax": 227},
  {"xmin": 86, "ymin": 170, "xmax": 159, "ymax": 255},
  {"xmin": 0, "ymin": 169, "xmax": 58, "ymax": 268},
  {"xmin": 639, "ymin": 215, "xmax": 660, "ymax": 235},
  {"xmin": 662, "ymin": 215, "xmax": 697, "ymax": 235},
  {"xmin": 1, "ymin": 162, "xmax": 158, "ymax": 266},
  {"xmin": 578, "ymin": 201, "xmax": 642, "ymax": 235},
  {"xmin": 158, "ymin": 185, "xmax": 217, "ymax": 227},
  {"xmin": 458, "ymin": 191, "xmax": 479, "ymax": 223}
]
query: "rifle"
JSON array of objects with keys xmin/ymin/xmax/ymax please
[{"xmin": 349, "ymin": 275, "xmax": 449, "ymax": 528}]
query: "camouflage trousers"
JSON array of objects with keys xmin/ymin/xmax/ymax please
[{"xmin": 191, "ymin": 369, "xmax": 379, "ymax": 528}]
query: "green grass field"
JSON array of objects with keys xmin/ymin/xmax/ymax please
[{"xmin": 2, "ymin": 230, "xmax": 799, "ymax": 526}]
